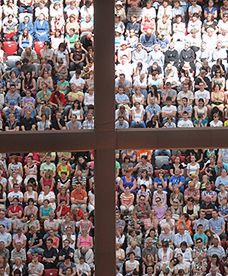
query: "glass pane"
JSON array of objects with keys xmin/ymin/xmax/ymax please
[
  {"xmin": 0, "ymin": 150, "xmax": 95, "ymax": 275},
  {"xmin": 2, "ymin": 0, "xmax": 94, "ymax": 132},
  {"xmin": 115, "ymin": 1, "xmax": 228, "ymax": 130},
  {"xmin": 115, "ymin": 148, "xmax": 227, "ymax": 275}
]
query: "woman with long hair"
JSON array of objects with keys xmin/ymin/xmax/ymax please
[
  {"xmin": 40, "ymin": 41, "xmax": 54, "ymax": 61},
  {"xmin": 37, "ymin": 69, "xmax": 53, "ymax": 90},
  {"xmin": 6, "ymin": 70, "xmax": 21, "ymax": 91},
  {"xmin": 37, "ymin": 113, "xmax": 51, "ymax": 131},
  {"xmin": 24, "ymin": 183, "xmax": 38, "ymax": 203},
  {"xmin": 18, "ymin": 28, "xmax": 33, "ymax": 54},
  {"xmin": 22, "ymin": 71, "xmax": 36, "ymax": 96},
  {"xmin": 69, "ymin": 40, "xmax": 86, "ymax": 71},
  {"xmin": 68, "ymin": 100, "xmax": 84, "ymax": 121}
]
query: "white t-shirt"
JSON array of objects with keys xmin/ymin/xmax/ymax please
[
  {"xmin": 162, "ymin": 105, "xmax": 177, "ymax": 114},
  {"xmin": 125, "ymin": 259, "xmax": 139, "ymax": 272},
  {"xmin": 76, "ymin": 262, "xmax": 91, "ymax": 274},
  {"xmin": 142, "ymin": 6, "xmax": 156, "ymax": 19},
  {"xmin": 186, "ymin": 163, "xmax": 200, "ymax": 175},
  {"xmin": 218, "ymin": 149, "xmax": 228, "ymax": 163},
  {"xmin": 195, "ymin": 90, "xmax": 210, "ymax": 101},
  {"xmin": 188, "ymin": 4, "xmax": 202, "ymax": 15},
  {"xmin": 8, "ymin": 191, "xmax": 23, "ymax": 200},
  {"xmin": 209, "ymin": 120, "xmax": 223, "ymax": 127},
  {"xmin": 84, "ymin": 93, "xmax": 94, "ymax": 106},
  {"xmin": 69, "ymin": 76, "xmax": 86, "ymax": 88},
  {"xmin": 38, "ymin": 192, "xmax": 56, "ymax": 210},
  {"xmin": 177, "ymin": 119, "xmax": 194, "ymax": 128}
]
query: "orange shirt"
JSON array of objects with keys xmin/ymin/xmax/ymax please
[
  {"xmin": 71, "ymin": 188, "xmax": 87, "ymax": 201},
  {"xmin": 136, "ymin": 150, "xmax": 153, "ymax": 160}
]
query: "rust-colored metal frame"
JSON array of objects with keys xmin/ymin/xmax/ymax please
[{"xmin": 0, "ymin": 0, "xmax": 228, "ymax": 275}]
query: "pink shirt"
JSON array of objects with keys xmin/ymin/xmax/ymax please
[{"xmin": 78, "ymin": 235, "xmax": 93, "ymax": 248}]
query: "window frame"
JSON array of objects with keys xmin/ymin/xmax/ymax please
[{"xmin": 0, "ymin": 1, "xmax": 228, "ymax": 275}]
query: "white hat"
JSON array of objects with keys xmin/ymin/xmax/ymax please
[{"xmin": 115, "ymin": 1, "xmax": 123, "ymax": 6}]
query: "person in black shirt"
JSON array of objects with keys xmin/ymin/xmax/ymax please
[
  {"xmin": 51, "ymin": 111, "xmax": 66, "ymax": 130},
  {"xmin": 164, "ymin": 42, "xmax": 179, "ymax": 68},
  {"xmin": 194, "ymin": 68, "xmax": 212, "ymax": 92},
  {"xmin": 58, "ymin": 239, "xmax": 75, "ymax": 264},
  {"xmin": 179, "ymin": 42, "xmax": 195, "ymax": 71},
  {"xmin": 147, "ymin": 62, "xmax": 162, "ymax": 76},
  {"xmin": 200, "ymin": 195, "xmax": 216, "ymax": 220},
  {"xmin": 21, "ymin": 110, "xmax": 36, "ymax": 131},
  {"xmin": 27, "ymin": 226, "xmax": 44, "ymax": 257},
  {"xmin": 146, "ymin": 114, "xmax": 160, "ymax": 128},
  {"xmin": 43, "ymin": 238, "xmax": 58, "ymax": 269},
  {"xmin": 80, "ymin": 32, "xmax": 93, "ymax": 50}
]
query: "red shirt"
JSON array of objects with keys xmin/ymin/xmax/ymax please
[
  {"xmin": 56, "ymin": 205, "xmax": 71, "ymax": 217},
  {"xmin": 50, "ymin": 91, "xmax": 66, "ymax": 106},
  {"xmin": 8, "ymin": 205, "xmax": 23, "ymax": 217}
]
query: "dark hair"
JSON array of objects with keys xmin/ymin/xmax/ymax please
[
  {"xmin": 28, "ymin": 198, "xmax": 34, "ymax": 204},
  {"xmin": 44, "ymin": 41, "xmax": 51, "ymax": 48},
  {"xmin": 180, "ymin": 241, "xmax": 187, "ymax": 247},
  {"xmin": 58, "ymin": 42, "xmax": 66, "ymax": 51},
  {"xmin": 149, "ymin": 85, "xmax": 158, "ymax": 97},
  {"xmin": 72, "ymin": 100, "xmax": 81, "ymax": 110},
  {"xmin": 13, "ymin": 269, "xmax": 21, "ymax": 276},
  {"xmin": 0, "ymin": 184, "xmax": 3, "ymax": 199}
]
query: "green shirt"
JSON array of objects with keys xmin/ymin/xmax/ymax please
[{"xmin": 36, "ymin": 90, "xmax": 52, "ymax": 102}]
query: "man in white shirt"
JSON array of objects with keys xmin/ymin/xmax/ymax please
[
  {"xmin": 195, "ymin": 82, "xmax": 210, "ymax": 105},
  {"xmin": 8, "ymin": 184, "xmax": 23, "ymax": 203},
  {"xmin": 178, "ymin": 112, "xmax": 194, "ymax": 128},
  {"xmin": 76, "ymin": 256, "xmax": 91, "ymax": 276},
  {"xmin": 177, "ymin": 83, "xmax": 194, "ymax": 105},
  {"xmin": 38, "ymin": 186, "xmax": 56, "ymax": 210},
  {"xmin": 212, "ymin": 41, "xmax": 227, "ymax": 64},
  {"xmin": 69, "ymin": 69, "xmax": 86, "ymax": 91},
  {"xmin": 132, "ymin": 43, "xmax": 148, "ymax": 64},
  {"xmin": 115, "ymin": 55, "xmax": 133, "ymax": 81},
  {"xmin": 188, "ymin": 0, "xmax": 202, "ymax": 18},
  {"xmin": 161, "ymin": 96, "xmax": 177, "ymax": 124}
]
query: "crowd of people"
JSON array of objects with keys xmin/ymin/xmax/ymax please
[
  {"xmin": 0, "ymin": 0, "xmax": 227, "ymax": 130},
  {"xmin": 0, "ymin": 0, "xmax": 95, "ymax": 131},
  {"xmin": 114, "ymin": 0, "xmax": 228, "ymax": 129},
  {"xmin": 115, "ymin": 148, "xmax": 228, "ymax": 276},
  {"xmin": 0, "ymin": 151, "xmax": 95, "ymax": 276},
  {"xmin": 1, "ymin": 148, "xmax": 228, "ymax": 276}
]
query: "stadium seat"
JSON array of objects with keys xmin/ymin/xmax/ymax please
[
  {"xmin": 44, "ymin": 269, "xmax": 58, "ymax": 276},
  {"xmin": 155, "ymin": 156, "xmax": 170, "ymax": 169},
  {"xmin": 3, "ymin": 41, "xmax": 18, "ymax": 56},
  {"xmin": 34, "ymin": 41, "xmax": 45, "ymax": 56}
]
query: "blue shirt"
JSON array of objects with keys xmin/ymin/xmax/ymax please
[
  {"xmin": 115, "ymin": 93, "xmax": 129, "ymax": 103},
  {"xmin": 174, "ymin": 231, "xmax": 193, "ymax": 247},
  {"xmin": 215, "ymin": 175, "xmax": 228, "ymax": 188},
  {"xmin": 193, "ymin": 232, "xmax": 208, "ymax": 245},
  {"xmin": 140, "ymin": 33, "xmax": 157, "ymax": 49},
  {"xmin": 169, "ymin": 175, "xmax": 185, "ymax": 186},
  {"xmin": 209, "ymin": 217, "xmax": 225, "ymax": 235},
  {"xmin": 145, "ymin": 104, "xmax": 161, "ymax": 117}
]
